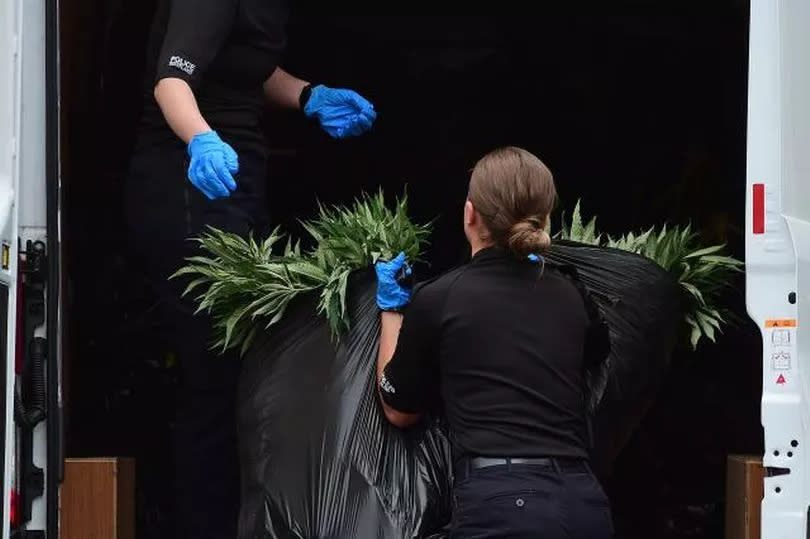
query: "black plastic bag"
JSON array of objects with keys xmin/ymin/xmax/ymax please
[
  {"xmin": 546, "ymin": 241, "xmax": 682, "ymax": 477},
  {"xmin": 237, "ymin": 241, "xmax": 681, "ymax": 538}
]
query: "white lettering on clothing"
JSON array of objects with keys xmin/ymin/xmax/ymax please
[
  {"xmin": 380, "ymin": 374, "xmax": 396, "ymax": 394},
  {"xmin": 168, "ymin": 55, "xmax": 196, "ymax": 76}
]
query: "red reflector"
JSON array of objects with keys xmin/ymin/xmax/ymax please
[
  {"xmin": 10, "ymin": 489, "xmax": 18, "ymax": 527},
  {"xmin": 753, "ymin": 183, "xmax": 765, "ymax": 234}
]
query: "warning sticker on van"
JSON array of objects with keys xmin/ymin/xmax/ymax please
[{"xmin": 765, "ymin": 319, "xmax": 797, "ymax": 328}]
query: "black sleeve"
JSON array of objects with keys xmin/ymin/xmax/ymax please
[
  {"xmin": 379, "ymin": 284, "xmax": 442, "ymax": 414},
  {"xmin": 154, "ymin": 0, "xmax": 237, "ymax": 88}
]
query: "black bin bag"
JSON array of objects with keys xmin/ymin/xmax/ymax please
[
  {"xmin": 237, "ymin": 241, "xmax": 681, "ymax": 539},
  {"xmin": 545, "ymin": 241, "xmax": 682, "ymax": 477}
]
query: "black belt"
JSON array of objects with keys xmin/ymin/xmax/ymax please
[{"xmin": 454, "ymin": 456, "xmax": 591, "ymax": 482}]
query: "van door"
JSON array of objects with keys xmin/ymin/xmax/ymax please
[
  {"xmin": 1, "ymin": 0, "xmax": 61, "ymax": 537},
  {"xmin": 0, "ymin": 0, "xmax": 28, "ymax": 535},
  {"xmin": 747, "ymin": 1, "xmax": 810, "ymax": 538}
]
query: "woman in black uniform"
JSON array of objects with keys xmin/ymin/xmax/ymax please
[
  {"xmin": 374, "ymin": 147, "xmax": 614, "ymax": 538},
  {"xmin": 124, "ymin": 2, "xmax": 375, "ymax": 538}
]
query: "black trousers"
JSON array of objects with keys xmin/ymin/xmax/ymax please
[
  {"xmin": 450, "ymin": 461, "xmax": 614, "ymax": 539},
  {"xmin": 124, "ymin": 143, "xmax": 268, "ymax": 539}
]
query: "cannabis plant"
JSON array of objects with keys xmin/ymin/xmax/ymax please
[
  {"xmin": 173, "ymin": 191, "xmax": 431, "ymax": 354},
  {"xmin": 178, "ymin": 191, "xmax": 740, "ymax": 355},
  {"xmin": 304, "ymin": 191, "xmax": 431, "ymax": 336},
  {"xmin": 559, "ymin": 201, "xmax": 744, "ymax": 349}
]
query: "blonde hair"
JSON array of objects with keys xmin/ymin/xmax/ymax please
[{"xmin": 468, "ymin": 146, "xmax": 557, "ymax": 258}]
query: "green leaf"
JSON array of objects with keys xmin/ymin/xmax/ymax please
[
  {"xmin": 699, "ymin": 255, "xmax": 745, "ymax": 267},
  {"xmin": 338, "ymin": 268, "xmax": 351, "ymax": 320},
  {"xmin": 686, "ymin": 315, "xmax": 702, "ymax": 349},
  {"xmin": 181, "ymin": 277, "xmax": 210, "ymax": 298},
  {"xmin": 696, "ymin": 311, "xmax": 716, "ymax": 343},
  {"xmin": 684, "ymin": 244, "xmax": 726, "ymax": 259},
  {"xmin": 582, "ymin": 216, "xmax": 598, "ymax": 244},
  {"xmin": 223, "ymin": 305, "xmax": 253, "ymax": 351},
  {"xmin": 569, "ymin": 200, "xmax": 585, "ymax": 240},
  {"xmin": 240, "ymin": 326, "xmax": 259, "ymax": 357},
  {"xmin": 682, "ymin": 282, "xmax": 707, "ymax": 306}
]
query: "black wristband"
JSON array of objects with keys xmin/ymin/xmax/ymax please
[{"xmin": 299, "ymin": 83, "xmax": 313, "ymax": 111}]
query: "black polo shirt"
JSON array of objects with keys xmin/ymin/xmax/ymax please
[
  {"xmin": 380, "ymin": 247, "xmax": 610, "ymax": 461},
  {"xmin": 136, "ymin": 0, "xmax": 289, "ymax": 154}
]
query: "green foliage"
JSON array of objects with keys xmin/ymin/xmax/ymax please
[
  {"xmin": 173, "ymin": 190, "xmax": 431, "ymax": 354},
  {"xmin": 559, "ymin": 200, "xmax": 744, "ymax": 349},
  {"xmin": 177, "ymin": 191, "xmax": 741, "ymax": 356}
]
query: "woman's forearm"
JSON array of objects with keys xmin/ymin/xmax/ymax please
[
  {"xmin": 377, "ymin": 311, "xmax": 421, "ymax": 427},
  {"xmin": 263, "ymin": 67, "xmax": 310, "ymax": 110},
  {"xmin": 154, "ymin": 78, "xmax": 211, "ymax": 143}
]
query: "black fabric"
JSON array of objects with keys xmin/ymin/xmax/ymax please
[
  {"xmin": 124, "ymin": 144, "xmax": 269, "ymax": 539},
  {"xmin": 381, "ymin": 247, "xmax": 609, "ymax": 462},
  {"xmin": 237, "ymin": 241, "xmax": 680, "ymax": 538},
  {"xmin": 136, "ymin": 0, "xmax": 289, "ymax": 155},
  {"xmin": 449, "ymin": 463, "xmax": 614, "ymax": 538}
]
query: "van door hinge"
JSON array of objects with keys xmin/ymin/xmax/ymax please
[{"xmin": 15, "ymin": 241, "xmax": 47, "ymax": 528}]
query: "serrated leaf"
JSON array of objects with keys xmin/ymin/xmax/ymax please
[
  {"xmin": 690, "ymin": 325, "xmax": 701, "ymax": 349},
  {"xmin": 682, "ymin": 282, "xmax": 707, "ymax": 306},
  {"xmin": 338, "ymin": 269, "xmax": 351, "ymax": 319},
  {"xmin": 684, "ymin": 244, "xmax": 726, "ymax": 259},
  {"xmin": 695, "ymin": 311, "xmax": 716, "ymax": 343},
  {"xmin": 284, "ymin": 236, "xmax": 293, "ymax": 257},
  {"xmin": 240, "ymin": 326, "xmax": 259, "ymax": 357},
  {"xmin": 181, "ymin": 277, "xmax": 210, "ymax": 298},
  {"xmin": 582, "ymin": 216, "xmax": 598, "ymax": 244},
  {"xmin": 570, "ymin": 200, "xmax": 585, "ymax": 240},
  {"xmin": 699, "ymin": 255, "xmax": 745, "ymax": 267},
  {"xmin": 223, "ymin": 305, "xmax": 252, "ymax": 351}
]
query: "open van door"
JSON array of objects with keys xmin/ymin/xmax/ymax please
[
  {"xmin": 747, "ymin": 0, "xmax": 810, "ymax": 537},
  {"xmin": 1, "ymin": 0, "xmax": 62, "ymax": 537},
  {"xmin": 0, "ymin": 0, "xmax": 23, "ymax": 534}
]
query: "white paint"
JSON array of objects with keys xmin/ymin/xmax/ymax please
[
  {"xmin": 0, "ymin": 0, "xmax": 22, "ymax": 534},
  {"xmin": 747, "ymin": 1, "xmax": 810, "ymax": 537}
]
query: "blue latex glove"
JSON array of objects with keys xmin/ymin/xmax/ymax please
[
  {"xmin": 303, "ymin": 85, "xmax": 377, "ymax": 139},
  {"xmin": 375, "ymin": 252, "xmax": 412, "ymax": 311},
  {"xmin": 187, "ymin": 131, "xmax": 239, "ymax": 200}
]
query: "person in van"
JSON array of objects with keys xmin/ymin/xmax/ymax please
[{"xmin": 123, "ymin": 2, "xmax": 375, "ymax": 537}]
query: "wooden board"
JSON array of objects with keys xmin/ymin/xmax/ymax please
[
  {"xmin": 726, "ymin": 455, "xmax": 764, "ymax": 539},
  {"xmin": 60, "ymin": 458, "xmax": 135, "ymax": 539}
]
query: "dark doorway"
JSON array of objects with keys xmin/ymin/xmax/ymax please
[{"xmin": 60, "ymin": 8, "xmax": 758, "ymax": 538}]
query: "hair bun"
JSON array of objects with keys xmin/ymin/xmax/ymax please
[
  {"xmin": 507, "ymin": 218, "xmax": 551, "ymax": 258},
  {"xmin": 468, "ymin": 147, "xmax": 557, "ymax": 258}
]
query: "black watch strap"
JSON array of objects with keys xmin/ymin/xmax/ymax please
[{"xmin": 299, "ymin": 83, "xmax": 313, "ymax": 111}]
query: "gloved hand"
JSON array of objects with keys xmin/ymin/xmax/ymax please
[
  {"xmin": 375, "ymin": 252, "xmax": 412, "ymax": 312},
  {"xmin": 187, "ymin": 131, "xmax": 239, "ymax": 200},
  {"xmin": 303, "ymin": 85, "xmax": 377, "ymax": 139}
]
